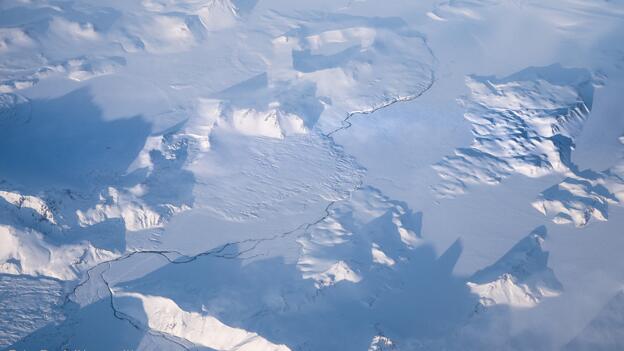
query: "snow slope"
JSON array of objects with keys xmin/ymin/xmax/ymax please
[{"xmin": 1, "ymin": 0, "xmax": 624, "ymax": 350}]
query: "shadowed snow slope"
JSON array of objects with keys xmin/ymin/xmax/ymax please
[
  {"xmin": 433, "ymin": 65, "xmax": 594, "ymax": 197},
  {"xmin": 468, "ymin": 226, "xmax": 562, "ymax": 309},
  {"xmin": 1, "ymin": 0, "xmax": 624, "ymax": 349},
  {"xmin": 533, "ymin": 137, "xmax": 624, "ymax": 227}
]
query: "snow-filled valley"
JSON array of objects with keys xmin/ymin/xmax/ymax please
[{"xmin": 1, "ymin": 0, "xmax": 624, "ymax": 350}]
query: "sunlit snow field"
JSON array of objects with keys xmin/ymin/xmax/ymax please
[{"xmin": 1, "ymin": 0, "xmax": 624, "ymax": 350}]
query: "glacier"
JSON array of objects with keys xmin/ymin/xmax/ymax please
[{"xmin": 1, "ymin": 0, "xmax": 624, "ymax": 350}]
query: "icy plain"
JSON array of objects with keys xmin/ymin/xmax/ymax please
[{"xmin": 1, "ymin": 0, "xmax": 624, "ymax": 350}]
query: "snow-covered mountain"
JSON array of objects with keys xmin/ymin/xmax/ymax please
[{"xmin": 1, "ymin": 0, "xmax": 624, "ymax": 350}]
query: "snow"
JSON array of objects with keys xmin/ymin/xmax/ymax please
[
  {"xmin": 116, "ymin": 292, "xmax": 291, "ymax": 351},
  {"xmin": 0, "ymin": 275, "xmax": 64, "ymax": 346},
  {"xmin": 371, "ymin": 243, "xmax": 396, "ymax": 267},
  {"xmin": 565, "ymin": 290, "xmax": 624, "ymax": 350},
  {"xmin": 433, "ymin": 65, "xmax": 594, "ymax": 197},
  {"xmin": 0, "ymin": 224, "xmax": 116, "ymax": 280},
  {"xmin": 467, "ymin": 227, "xmax": 562, "ymax": 309},
  {"xmin": 1, "ymin": 0, "xmax": 624, "ymax": 350},
  {"xmin": 48, "ymin": 17, "xmax": 100, "ymax": 41}
]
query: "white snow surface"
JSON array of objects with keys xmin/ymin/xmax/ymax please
[{"xmin": 1, "ymin": 0, "xmax": 624, "ymax": 350}]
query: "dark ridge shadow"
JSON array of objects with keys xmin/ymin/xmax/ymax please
[
  {"xmin": 71, "ymin": 218, "xmax": 127, "ymax": 252},
  {"xmin": 0, "ymin": 88, "xmax": 196, "ymax": 259},
  {"xmin": 107, "ymin": 236, "xmax": 476, "ymax": 351},
  {"xmin": 399, "ymin": 208, "xmax": 423, "ymax": 237},
  {"xmin": 211, "ymin": 72, "xmax": 324, "ymax": 129},
  {"xmin": 480, "ymin": 63, "xmax": 595, "ymax": 108},
  {"xmin": 457, "ymin": 226, "xmax": 564, "ymax": 350},
  {"xmin": 87, "ymin": 187, "xmax": 477, "ymax": 350},
  {"xmin": 0, "ymin": 88, "xmax": 151, "ymax": 191},
  {"xmin": 141, "ymin": 132, "xmax": 195, "ymax": 212},
  {"xmin": 362, "ymin": 238, "xmax": 472, "ymax": 342},
  {"xmin": 471, "ymin": 225, "xmax": 563, "ymax": 292},
  {"xmin": 274, "ymin": 80, "xmax": 324, "ymax": 129},
  {"xmin": 0, "ymin": 193, "xmax": 127, "ymax": 252},
  {"xmin": 6, "ymin": 299, "xmax": 147, "ymax": 351},
  {"xmin": 551, "ymin": 134, "xmax": 577, "ymax": 171},
  {"xmin": 539, "ymin": 176, "xmax": 618, "ymax": 223},
  {"xmin": 212, "ymin": 72, "xmax": 268, "ymax": 101}
]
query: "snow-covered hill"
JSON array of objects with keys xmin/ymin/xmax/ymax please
[{"xmin": 1, "ymin": 0, "xmax": 624, "ymax": 350}]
